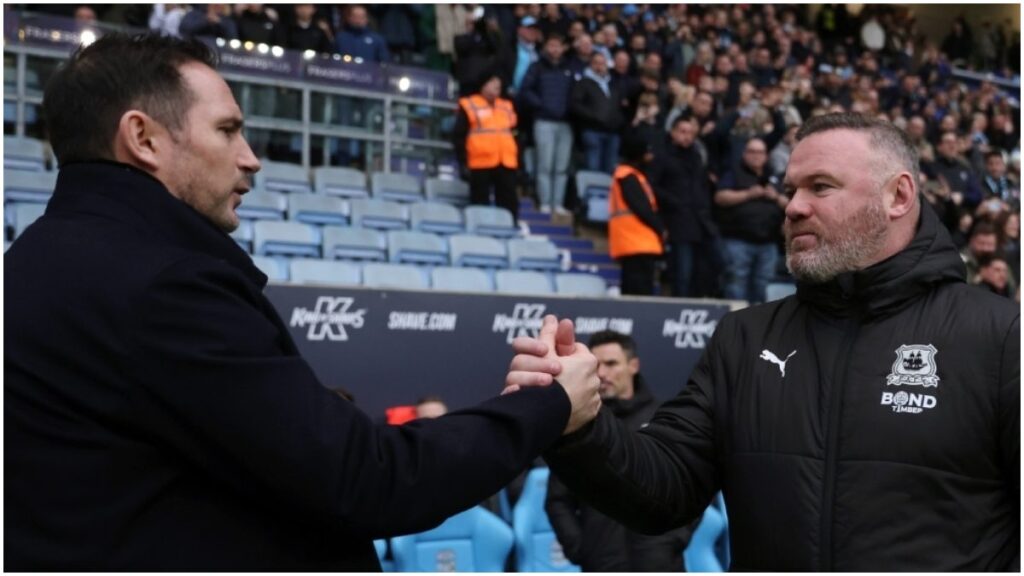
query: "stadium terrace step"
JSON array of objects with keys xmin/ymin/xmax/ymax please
[
  {"xmin": 569, "ymin": 250, "xmax": 614, "ymax": 266},
  {"xmin": 519, "ymin": 210, "xmax": 554, "ymax": 224},
  {"xmin": 527, "ymin": 222, "xmax": 574, "ymax": 236},
  {"xmin": 548, "ymin": 236, "xmax": 594, "ymax": 251},
  {"xmin": 572, "ymin": 262, "xmax": 621, "ymax": 286}
]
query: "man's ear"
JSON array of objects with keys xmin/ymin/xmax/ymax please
[
  {"xmin": 628, "ymin": 356, "xmax": 640, "ymax": 376},
  {"xmin": 888, "ymin": 171, "xmax": 917, "ymax": 220},
  {"xmin": 111, "ymin": 110, "xmax": 170, "ymax": 172}
]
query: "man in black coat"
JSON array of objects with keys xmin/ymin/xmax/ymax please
[
  {"xmin": 569, "ymin": 51, "xmax": 623, "ymax": 174},
  {"xmin": 510, "ymin": 113, "xmax": 1020, "ymax": 571},
  {"xmin": 648, "ymin": 116, "xmax": 719, "ymax": 298},
  {"xmin": 4, "ymin": 33, "xmax": 601, "ymax": 571},
  {"xmin": 546, "ymin": 331, "xmax": 693, "ymax": 572}
]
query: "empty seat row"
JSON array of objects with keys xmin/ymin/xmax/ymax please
[
  {"xmin": 4, "ymin": 135, "xmax": 50, "ymax": 172},
  {"xmin": 233, "ymin": 222, "xmax": 561, "ymax": 271},
  {"xmin": 251, "ymin": 256, "xmax": 608, "ymax": 297},
  {"xmin": 236, "ymin": 192, "xmax": 518, "ymax": 238},
  {"xmin": 255, "ymin": 160, "xmax": 471, "ymax": 206}
]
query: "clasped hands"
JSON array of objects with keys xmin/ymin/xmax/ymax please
[{"xmin": 503, "ymin": 315, "xmax": 601, "ymax": 435}]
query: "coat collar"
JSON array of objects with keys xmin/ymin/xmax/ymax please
[{"xmin": 49, "ymin": 160, "xmax": 267, "ymax": 287}]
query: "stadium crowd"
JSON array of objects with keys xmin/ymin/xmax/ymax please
[{"xmin": 30, "ymin": 3, "xmax": 1023, "ymax": 301}]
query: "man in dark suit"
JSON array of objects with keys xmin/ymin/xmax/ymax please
[{"xmin": 4, "ymin": 32, "xmax": 600, "ymax": 571}]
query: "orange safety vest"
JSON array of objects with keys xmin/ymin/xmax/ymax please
[
  {"xmin": 608, "ymin": 164, "xmax": 664, "ymax": 259},
  {"xmin": 459, "ymin": 94, "xmax": 519, "ymax": 170}
]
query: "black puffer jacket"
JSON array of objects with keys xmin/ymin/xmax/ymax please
[
  {"xmin": 546, "ymin": 202, "xmax": 1020, "ymax": 571},
  {"xmin": 545, "ymin": 376, "xmax": 693, "ymax": 572}
]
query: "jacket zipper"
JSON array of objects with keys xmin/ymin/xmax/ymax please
[{"xmin": 819, "ymin": 316, "xmax": 860, "ymax": 571}]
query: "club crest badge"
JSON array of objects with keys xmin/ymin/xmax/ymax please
[{"xmin": 886, "ymin": 344, "xmax": 940, "ymax": 388}]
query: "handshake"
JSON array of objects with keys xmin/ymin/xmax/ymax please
[{"xmin": 503, "ymin": 314, "xmax": 602, "ymax": 434}]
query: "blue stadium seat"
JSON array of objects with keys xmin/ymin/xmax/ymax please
[
  {"xmin": 287, "ymin": 192, "xmax": 349, "ymax": 227},
  {"xmin": 391, "ymin": 506, "xmax": 515, "ymax": 572},
  {"xmin": 4, "ymin": 169, "xmax": 57, "ymax": 203},
  {"xmin": 409, "ymin": 202, "xmax": 464, "ymax": 235},
  {"xmin": 575, "ymin": 170, "xmax": 611, "ymax": 223},
  {"xmin": 507, "ymin": 238, "xmax": 562, "ymax": 271},
  {"xmin": 236, "ymin": 190, "xmax": 287, "ymax": 221},
  {"xmin": 684, "ymin": 493, "xmax": 730, "ymax": 572},
  {"xmin": 254, "ymin": 159, "xmax": 312, "ymax": 193},
  {"xmin": 9, "ymin": 202, "xmax": 46, "ymax": 239},
  {"xmin": 554, "ymin": 273, "xmax": 607, "ymax": 297},
  {"xmin": 230, "ymin": 219, "xmax": 254, "ymax": 252},
  {"xmin": 494, "ymin": 270, "xmax": 554, "ymax": 295},
  {"xmin": 371, "ymin": 171, "xmax": 423, "ymax": 204},
  {"xmin": 250, "ymin": 255, "xmax": 288, "ymax": 282},
  {"xmin": 465, "ymin": 206, "xmax": 519, "ymax": 238},
  {"xmin": 349, "ymin": 198, "xmax": 409, "ymax": 231},
  {"xmin": 375, "ymin": 539, "xmax": 393, "ymax": 572},
  {"xmin": 253, "ymin": 221, "xmax": 320, "ymax": 258},
  {"xmin": 362, "ymin": 262, "xmax": 429, "ymax": 290},
  {"xmin": 4, "ymin": 135, "xmax": 47, "ymax": 171},
  {"xmin": 425, "ymin": 177, "xmax": 470, "ymax": 207},
  {"xmin": 322, "ymin": 226, "xmax": 387, "ymax": 262},
  {"xmin": 430, "ymin": 266, "xmax": 494, "ymax": 293},
  {"xmin": 448, "ymin": 234, "xmax": 507, "ymax": 269},
  {"xmin": 314, "ymin": 166, "xmax": 370, "ymax": 199},
  {"xmin": 387, "ymin": 230, "xmax": 448, "ymax": 266},
  {"xmin": 512, "ymin": 468, "xmax": 580, "ymax": 572},
  {"xmin": 289, "ymin": 258, "xmax": 361, "ymax": 286}
]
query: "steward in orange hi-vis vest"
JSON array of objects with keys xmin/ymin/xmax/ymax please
[
  {"xmin": 608, "ymin": 164, "xmax": 664, "ymax": 259},
  {"xmin": 458, "ymin": 94, "xmax": 519, "ymax": 170}
]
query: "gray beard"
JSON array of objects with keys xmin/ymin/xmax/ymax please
[{"xmin": 785, "ymin": 199, "xmax": 889, "ymax": 284}]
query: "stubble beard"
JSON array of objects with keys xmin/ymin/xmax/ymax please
[{"xmin": 785, "ymin": 197, "xmax": 889, "ymax": 284}]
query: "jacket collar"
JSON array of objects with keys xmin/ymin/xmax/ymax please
[
  {"xmin": 605, "ymin": 374, "xmax": 656, "ymax": 417},
  {"xmin": 796, "ymin": 199, "xmax": 965, "ymax": 318},
  {"xmin": 49, "ymin": 160, "xmax": 266, "ymax": 287}
]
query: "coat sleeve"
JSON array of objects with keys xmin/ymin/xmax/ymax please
[
  {"xmin": 126, "ymin": 257, "xmax": 572, "ymax": 539},
  {"xmin": 519, "ymin": 63, "xmax": 543, "ymax": 112},
  {"xmin": 544, "ymin": 472, "xmax": 585, "ymax": 563},
  {"xmin": 999, "ymin": 314, "xmax": 1020, "ymax": 570},
  {"xmin": 621, "ymin": 174, "xmax": 665, "ymax": 238},
  {"xmin": 544, "ymin": 318, "xmax": 725, "ymax": 535}
]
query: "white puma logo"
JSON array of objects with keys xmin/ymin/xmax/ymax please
[{"xmin": 759, "ymin": 349, "xmax": 797, "ymax": 377}]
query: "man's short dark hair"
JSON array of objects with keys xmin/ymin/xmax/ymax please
[
  {"xmin": 43, "ymin": 32, "xmax": 217, "ymax": 166},
  {"xmin": 544, "ymin": 32, "xmax": 566, "ymax": 45},
  {"xmin": 977, "ymin": 253, "xmax": 1007, "ymax": 268},
  {"xmin": 588, "ymin": 330, "xmax": 637, "ymax": 358},
  {"xmin": 985, "ymin": 149, "xmax": 1005, "ymax": 162},
  {"xmin": 796, "ymin": 112, "xmax": 920, "ymax": 185}
]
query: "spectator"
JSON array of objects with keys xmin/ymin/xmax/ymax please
[
  {"xmin": 649, "ymin": 117, "xmax": 719, "ymax": 298},
  {"xmin": 594, "ymin": 22, "xmax": 620, "ymax": 62},
  {"xmin": 284, "ymin": 4, "xmax": 333, "ymax": 54},
  {"xmin": 769, "ymin": 123, "xmax": 800, "ymax": 176},
  {"xmin": 685, "ymin": 41, "xmax": 714, "ymax": 87},
  {"xmin": 509, "ymin": 16, "xmax": 541, "ymax": 96},
  {"xmin": 234, "ymin": 4, "xmax": 285, "ymax": 46},
  {"xmin": 434, "ymin": 4, "xmax": 469, "ymax": 71},
  {"xmin": 520, "ymin": 33, "xmax": 575, "ymax": 214},
  {"xmin": 665, "ymin": 24, "xmax": 697, "ymax": 80},
  {"xmin": 982, "ymin": 150, "xmax": 1020, "ymax": 207},
  {"xmin": 932, "ymin": 130, "xmax": 983, "ymax": 209},
  {"xmin": 566, "ymin": 32, "xmax": 594, "ymax": 77},
  {"xmin": 74, "ymin": 5, "xmax": 97, "ymax": 24},
  {"xmin": 1000, "ymin": 211, "xmax": 1021, "ymax": 282},
  {"xmin": 570, "ymin": 52, "xmax": 623, "ymax": 174},
  {"xmin": 376, "ymin": 5, "xmax": 421, "ymax": 64},
  {"xmin": 975, "ymin": 254, "xmax": 1012, "ymax": 298},
  {"xmin": 629, "ymin": 92, "xmax": 666, "ymax": 160},
  {"xmin": 941, "ymin": 17, "xmax": 973, "ymax": 66},
  {"xmin": 905, "ymin": 115, "xmax": 935, "ymax": 163},
  {"xmin": 415, "ymin": 396, "xmax": 449, "ymax": 419},
  {"xmin": 453, "ymin": 73, "xmax": 520, "ymax": 222},
  {"xmin": 179, "ymin": 4, "xmax": 238, "ymax": 40},
  {"xmin": 335, "ymin": 5, "xmax": 389, "ymax": 63},
  {"xmin": 546, "ymin": 331, "xmax": 694, "ymax": 571},
  {"xmin": 961, "ymin": 220, "xmax": 1000, "ymax": 283},
  {"xmin": 149, "ymin": 4, "xmax": 187, "ymax": 37},
  {"xmin": 454, "ymin": 11, "xmax": 507, "ymax": 97},
  {"xmin": 714, "ymin": 138, "xmax": 788, "ymax": 304},
  {"xmin": 537, "ymin": 4, "xmax": 569, "ymax": 41},
  {"xmin": 608, "ymin": 135, "xmax": 665, "ymax": 296}
]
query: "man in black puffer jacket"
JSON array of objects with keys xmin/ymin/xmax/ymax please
[
  {"xmin": 546, "ymin": 331, "xmax": 693, "ymax": 572},
  {"xmin": 509, "ymin": 113, "xmax": 1020, "ymax": 571}
]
